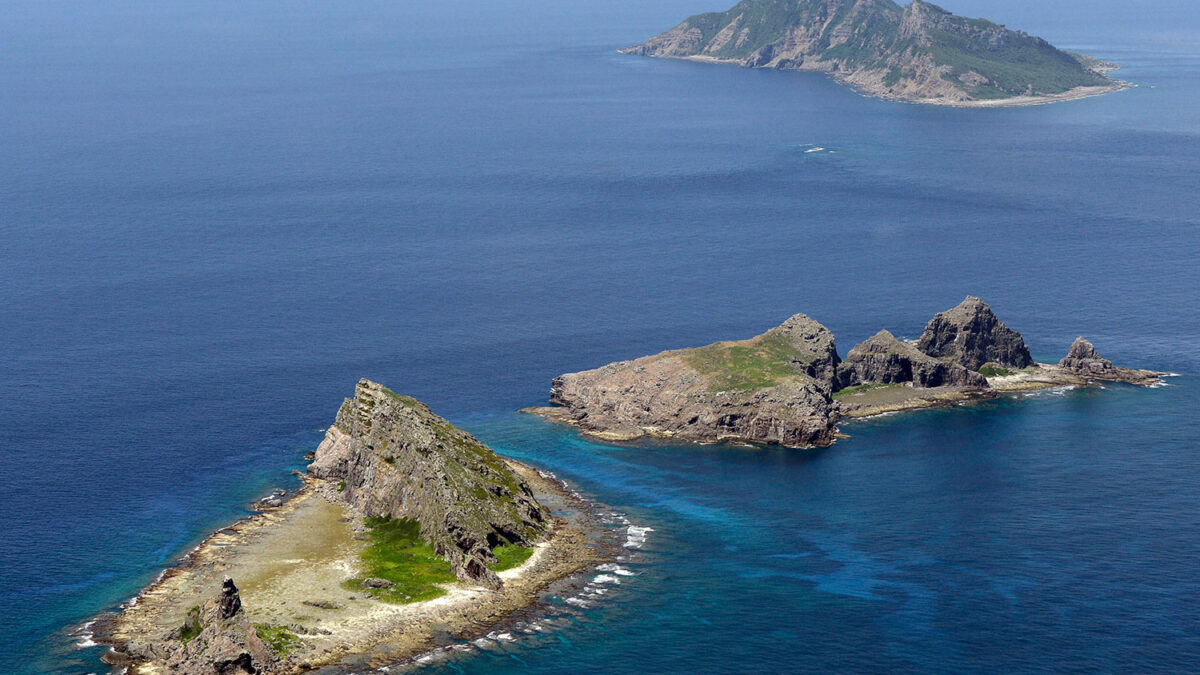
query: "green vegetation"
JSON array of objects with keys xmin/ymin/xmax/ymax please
[
  {"xmin": 490, "ymin": 544, "xmax": 534, "ymax": 571},
  {"xmin": 336, "ymin": 480, "xmax": 346, "ymax": 492},
  {"xmin": 652, "ymin": 0, "xmax": 1109, "ymax": 101},
  {"xmin": 342, "ymin": 517, "xmax": 457, "ymax": 604},
  {"xmin": 978, "ymin": 364, "xmax": 1015, "ymax": 378},
  {"xmin": 924, "ymin": 23, "xmax": 1108, "ymax": 97},
  {"xmin": 684, "ymin": 331, "xmax": 807, "ymax": 391},
  {"xmin": 254, "ymin": 624, "xmax": 300, "ymax": 655},
  {"xmin": 179, "ymin": 605, "xmax": 202, "ymax": 644},
  {"xmin": 380, "ymin": 388, "xmax": 422, "ymax": 408},
  {"xmin": 832, "ymin": 383, "xmax": 895, "ymax": 400}
]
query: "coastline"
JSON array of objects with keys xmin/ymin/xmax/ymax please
[
  {"xmin": 632, "ymin": 52, "xmax": 1131, "ymax": 107},
  {"xmin": 525, "ymin": 362, "xmax": 1166, "ymax": 448},
  {"xmin": 95, "ymin": 460, "xmax": 616, "ymax": 673}
]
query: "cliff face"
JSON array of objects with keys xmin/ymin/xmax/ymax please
[
  {"xmin": 840, "ymin": 329, "xmax": 986, "ymax": 388},
  {"xmin": 621, "ymin": 0, "xmax": 1116, "ymax": 103},
  {"xmin": 548, "ymin": 314, "xmax": 841, "ymax": 448},
  {"xmin": 916, "ymin": 296, "xmax": 1033, "ymax": 370},
  {"xmin": 309, "ymin": 380, "xmax": 547, "ymax": 588}
]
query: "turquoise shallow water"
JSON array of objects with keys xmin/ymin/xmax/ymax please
[{"xmin": 1, "ymin": 1, "xmax": 1198, "ymax": 672}]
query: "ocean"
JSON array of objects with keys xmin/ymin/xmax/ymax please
[{"xmin": 1, "ymin": 0, "xmax": 1198, "ymax": 672}]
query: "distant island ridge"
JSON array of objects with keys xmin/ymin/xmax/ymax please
[
  {"xmin": 621, "ymin": 0, "xmax": 1129, "ymax": 106},
  {"xmin": 525, "ymin": 297, "xmax": 1166, "ymax": 448}
]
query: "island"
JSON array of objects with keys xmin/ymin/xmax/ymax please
[
  {"xmin": 524, "ymin": 297, "xmax": 1165, "ymax": 448},
  {"xmin": 96, "ymin": 379, "xmax": 612, "ymax": 674},
  {"xmin": 621, "ymin": 0, "xmax": 1128, "ymax": 106}
]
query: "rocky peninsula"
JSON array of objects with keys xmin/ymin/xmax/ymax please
[
  {"xmin": 526, "ymin": 297, "xmax": 1165, "ymax": 448},
  {"xmin": 621, "ymin": 0, "xmax": 1128, "ymax": 106},
  {"xmin": 97, "ymin": 380, "xmax": 612, "ymax": 674}
]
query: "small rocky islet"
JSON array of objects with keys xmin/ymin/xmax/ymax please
[
  {"xmin": 97, "ymin": 380, "xmax": 610, "ymax": 674},
  {"xmin": 526, "ymin": 297, "xmax": 1165, "ymax": 448}
]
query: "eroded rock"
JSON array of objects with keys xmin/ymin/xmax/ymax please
[
  {"xmin": 916, "ymin": 296, "xmax": 1033, "ymax": 371},
  {"xmin": 840, "ymin": 330, "xmax": 987, "ymax": 389},
  {"xmin": 161, "ymin": 578, "xmax": 275, "ymax": 675}
]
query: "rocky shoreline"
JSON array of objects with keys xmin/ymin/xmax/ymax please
[
  {"xmin": 525, "ymin": 298, "xmax": 1166, "ymax": 448},
  {"xmin": 93, "ymin": 383, "xmax": 619, "ymax": 674},
  {"xmin": 660, "ymin": 54, "xmax": 1131, "ymax": 108},
  {"xmin": 95, "ymin": 465, "xmax": 613, "ymax": 674}
]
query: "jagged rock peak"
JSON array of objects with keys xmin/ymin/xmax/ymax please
[
  {"xmin": 916, "ymin": 296, "xmax": 1033, "ymax": 371},
  {"xmin": 308, "ymin": 379, "xmax": 547, "ymax": 589},
  {"xmin": 162, "ymin": 577, "xmax": 274, "ymax": 675},
  {"xmin": 840, "ymin": 329, "xmax": 987, "ymax": 389},
  {"xmin": 217, "ymin": 578, "xmax": 242, "ymax": 620},
  {"xmin": 1059, "ymin": 336, "xmax": 1115, "ymax": 375},
  {"xmin": 768, "ymin": 313, "xmax": 841, "ymax": 384}
]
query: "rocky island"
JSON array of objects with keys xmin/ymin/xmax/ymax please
[
  {"xmin": 97, "ymin": 380, "xmax": 610, "ymax": 674},
  {"xmin": 622, "ymin": 0, "xmax": 1128, "ymax": 106},
  {"xmin": 526, "ymin": 297, "xmax": 1165, "ymax": 448}
]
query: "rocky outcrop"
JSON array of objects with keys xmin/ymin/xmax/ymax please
[
  {"xmin": 545, "ymin": 314, "xmax": 842, "ymax": 448},
  {"xmin": 621, "ymin": 0, "xmax": 1119, "ymax": 105},
  {"xmin": 840, "ymin": 330, "xmax": 987, "ymax": 388},
  {"xmin": 1059, "ymin": 337, "xmax": 1114, "ymax": 375},
  {"xmin": 1056, "ymin": 337, "xmax": 1163, "ymax": 385},
  {"xmin": 309, "ymin": 380, "xmax": 547, "ymax": 588},
  {"xmin": 772, "ymin": 313, "xmax": 841, "ymax": 385},
  {"xmin": 164, "ymin": 579, "xmax": 275, "ymax": 675},
  {"xmin": 916, "ymin": 296, "xmax": 1033, "ymax": 371}
]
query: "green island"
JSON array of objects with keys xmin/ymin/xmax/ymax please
[{"xmin": 621, "ymin": 0, "xmax": 1127, "ymax": 106}]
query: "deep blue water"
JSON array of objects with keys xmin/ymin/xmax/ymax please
[{"xmin": 2, "ymin": 1, "xmax": 1198, "ymax": 673}]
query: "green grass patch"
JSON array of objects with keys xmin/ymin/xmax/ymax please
[
  {"xmin": 254, "ymin": 624, "xmax": 301, "ymax": 655},
  {"xmin": 978, "ymin": 364, "xmax": 1015, "ymax": 378},
  {"xmin": 342, "ymin": 517, "xmax": 457, "ymax": 604},
  {"xmin": 490, "ymin": 544, "xmax": 533, "ymax": 571},
  {"xmin": 832, "ymin": 383, "xmax": 894, "ymax": 400},
  {"xmin": 380, "ymin": 387, "xmax": 422, "ymax": 408},
  {"xmin": 684, "ymin": 331, "xmax": 807, "ymax": 392},
  {"xmin": 179, "ymin": 605, "xmax": 202, "ymax": 644}
]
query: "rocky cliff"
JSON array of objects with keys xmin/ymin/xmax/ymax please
[
  {"xmin": 545, "ymin": 314, "xmax": 842, "ymax": 447},
  {"xmin": 916, "ymin": 296, "xmax": 1033, "ymax": 370},
  {"xmin": 621, "ymin": 0, "xmax": 1120, "ymax": 104},
  {"xmin": 840, "ymin": 329, "xmax": 986, "ymax": 388},
  {"xmin": 309, "ymin": 379, "xmax": 547, "ymax": 588}
]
